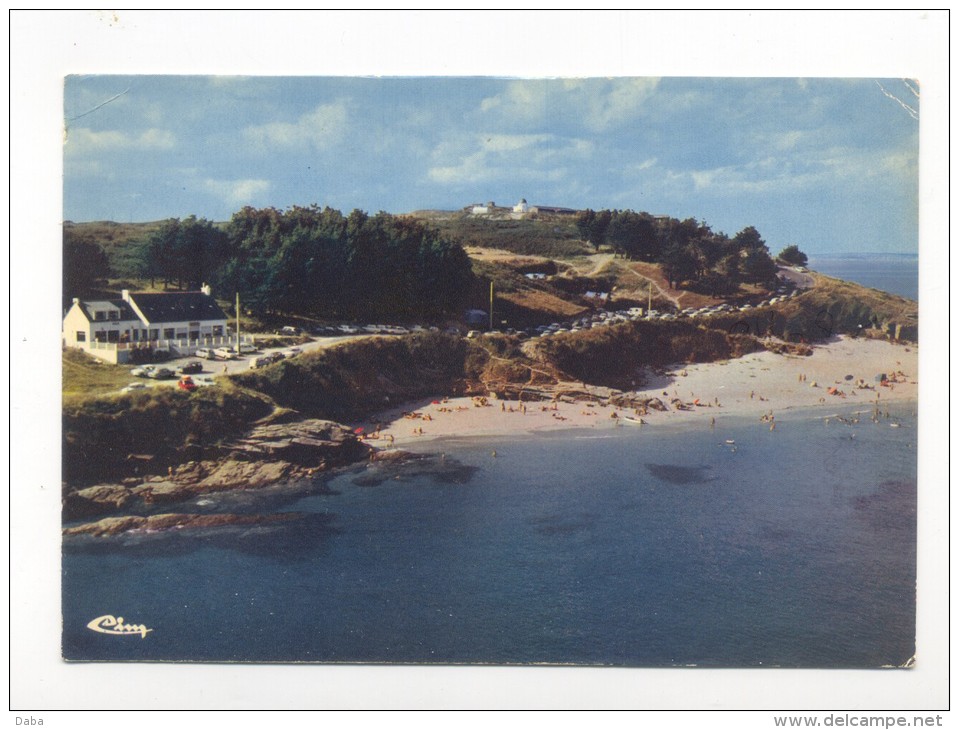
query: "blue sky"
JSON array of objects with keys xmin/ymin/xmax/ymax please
[{"xmin": 63, "ymin": 75, "xmax": 919, "ymax": 254}]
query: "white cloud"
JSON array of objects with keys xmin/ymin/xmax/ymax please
[
  {"xmin": 202, "ymin": 178, "xmax": 271, "ymax": 206},
  {"xmin": 478, "ymin": 78, "xmax": 660, "ymax": 132},
  {"xmin": 428, "ymin": 132, "xmax": 592, "ymax": 185},
  {"xmin": 242, "ymin": 102, "xmax": 348, "ymax": 152},
  {"xmin": 65, "ymin": 126, "xmax": 176, "ymax": 154},
  {"xmin": 685, "ymin": 142, "xmax": 918, "ymax": 197}
]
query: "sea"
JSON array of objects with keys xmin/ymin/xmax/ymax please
[
  {"xmin": 63, "ymin": 404, "xmax": 917, "ymax": 668},
  {"xmin": 806, "ymin": 252, "xmax": 918, "ymax": 301},
  {"xmin": 61, "ymin": 256, "xmax": 919, "ymax": 668}
]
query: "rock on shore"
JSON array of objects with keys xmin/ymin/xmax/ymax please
[
  {"xmin": 62, "ymin": 418, "xmax": 370, "ymax": 520},
  {"xmin": 63, "ymin": 512, "xmax": 305, "ymax": 538}
]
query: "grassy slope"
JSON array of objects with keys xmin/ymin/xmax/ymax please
[
  {"xmin": 62, "ymin": 376, "xmax": 275, "ymax": 483},
  {"xmin": 64, "ymin": 220, "xmax": 169, "ymax": 280},
  {"xmin": 417, "ymin": 211, "xmax": 590, "ymax": 258},
  {"xmin": 62, "ymin": 349, "xmax": 140, "ymax": 398}
]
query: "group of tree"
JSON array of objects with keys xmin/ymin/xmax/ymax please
[
  {"xmin": 63, "ymin": 236, "xmax": 111, "ymax": 303},
  {"xmin": 776, "ymin": 244, "xmax": 809, "ymax": 266},
  {"xmin": 576, "ymin": 208, "xmax": 781, "ymax": 292},
  {"xmin": 133, "ymin": 206, "xmax": 475, "ymax": 320}
]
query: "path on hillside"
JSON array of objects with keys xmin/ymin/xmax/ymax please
[
  {"xmin": 617, "ymin": 262, "xmax": 683, "ymax": 308},
  {"xmin": 581, "ymin": 254, "xmax": 681, "ymax": 308}
]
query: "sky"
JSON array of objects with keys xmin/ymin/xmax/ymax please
[{"xmin": 63, "ymin": 75, "xmax": 920, "ymax": 255}]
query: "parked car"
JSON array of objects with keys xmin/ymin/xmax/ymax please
[
  {"xmin": 195, "ymin": 348, "xmax": 215, "ymax": 360},
  {"xmin": 266, "ymin": 351, "xmax": 286, "ymax": 363},
  {"xmin": 177, "ymin": 375, "xmax": 198, "ymax": 392},
  {"xmin": 213, "ymin": 347, "xmax": 237, "ymax": 360},
  {"xmin": 148, "ymin": 367, "xmax": 175, "ymax": 379},
  {"xmin": 466, "ymin": 330, "xmax": 481, "ymax": 339},
  {"xmin": 249, "ymin": 355, "xmax": 273, "ymax": 369},
  {"xmin": 280, "ymin": 326, "xmax": 301, "ymax": 336},
  {"xmin": 179, "ymin": 361, "xmax": 203, "ymax": 374},
  {"xmin": 281, "ymin": 347, "xmax": 302, "ymax": 359},
  {"xmin": 131, "ymin": 365, "xmax": 156, "ymax": 378},
  {"xmin": 238, "ymin": 343, "xmax": 258, "ymax": 355},
  {"xmin": 121, "ymin": 382, "xmax": 149, "ymax": 393}
]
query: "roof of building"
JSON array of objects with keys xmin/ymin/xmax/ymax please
[
  {"xmin": 77, "ymin": 299, "xmax": 139, "ymax": 322},
  {"xmin": 130, "ymin": 292, "xmax": 228, "ymax": 324}
]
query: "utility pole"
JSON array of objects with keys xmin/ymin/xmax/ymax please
[
  {"xmin": 236, "ymin": 292, "xmax": 241, "ymax": 349},
  {"xmin": 489, "ymin": 281, "xmax": 494, "ymax": 331}
]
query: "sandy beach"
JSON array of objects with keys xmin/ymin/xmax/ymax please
[{"xmin": 358, "ymin": 336, "xmax": 918, "ymax": 447}]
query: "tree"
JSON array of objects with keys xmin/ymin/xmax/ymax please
[
  {"xmin": 607, "ymin": 210, "xmax": 660, "ymax": 261},
  {"xmin": 660, "ymin": 244, "xmax": 699, "ymax": 289},
  {"xmin": 576, "ymin": 208, "xmax": 611, "ymax": 249},
  {"xmin": 741, "ymin": 248, "xmax": 779, "ymax": 284},
  {"xmin": 139, "ymin": 217, "xmax": 229, "ymax": 290},
  {"xmin": 733, "ymin": 225, "xmax": 767, "ymax": 252},
  {"xmin": 777, "ymin": 244, "xmax": 808, "ymax": 266},
  {"xmin": 63, "ymin": 237, "xmax": 111, "ymax": 301}
]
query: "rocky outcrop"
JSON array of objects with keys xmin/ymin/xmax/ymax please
[
  {"xmin": 62, "ymin": 418, "xmax": 371, "ymax": 520},
  {"xmin": 350, "ymin": 451, "xmax": 479, "ymax": 487},
  {"xmin": 226, "ymin": 420, "xmax": 368, "ymax": 464},
  {"xmin": 63, "ymin": 512, "xmax": 304, "ymax": 538},
  {"xmin": 62, "ymin": 484, "xmax": 135, "ymax": 520}
]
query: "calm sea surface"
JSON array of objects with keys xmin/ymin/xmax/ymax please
[
  {"xmin": 807, "ymin": 253, "xmax": 918, "ymax": 301},
  {"xmin": 63, "ymin": 403, "xmax": 917, "ymax": 667}
]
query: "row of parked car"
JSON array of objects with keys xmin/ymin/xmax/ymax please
[
  {"xmin": 312, "ymin": 323, "xmax": 447, "ymax": 337},
  {"xmin": 131, "ymin": 360, "xmax": 205, "ymax": 379},
  {"xmin": 248, "ymin": 348, "xmax": 301, "ymax": 369},
  {"xmin": 194, "ymin": 344, "xmax": 258, "ymax": 360}
]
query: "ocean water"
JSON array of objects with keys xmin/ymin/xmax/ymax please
[
  {"xmin": 62, "ymin": 403, "xmax": 917, "ymax": 667},
  {"xmin": 806, "ymin": 253, "xmax": 918, "ymax": 301}
]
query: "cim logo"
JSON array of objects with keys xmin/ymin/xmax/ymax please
[{"xmin": 87, "ymin": 614, "xmax": 153, "ymax": 638}]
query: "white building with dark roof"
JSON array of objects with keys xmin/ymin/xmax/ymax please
[{"xmin": 62, "ymin": 285, "xmax": 244, "ymax": 363}]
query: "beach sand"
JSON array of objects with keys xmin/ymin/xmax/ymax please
[{"xmin": 357, "ymin": 336, "xmax": 918, "ymax": 448}]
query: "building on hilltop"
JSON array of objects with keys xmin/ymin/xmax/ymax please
[
  {"xmin": 471, "ymin": 201, "xmax": 497, "ymax": 215},
  {"xmin": 532, "ymin": 205, "xmax": 578, "ymax": 216},
  {"xmin": 62, "ymin": 284, "xmax": 250, "ymax": 364}
]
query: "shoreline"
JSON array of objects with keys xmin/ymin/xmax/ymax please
[{"xmin": 357, "ymin": 336, "xmax": 918, "ymax": 449}]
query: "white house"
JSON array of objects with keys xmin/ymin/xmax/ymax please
[
  {"xmin": 513, "ymin": 198, "xmax": 530, "ymax": 214},
  {"xmin": 62, "ymin": 285, "xmax": 246, "ymax": 363},
  {"xmin": 470, "ymin": 200, "xmax": 498, "ymax": 215}
]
